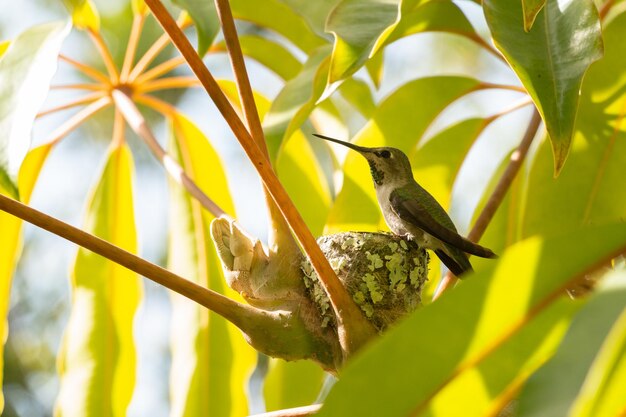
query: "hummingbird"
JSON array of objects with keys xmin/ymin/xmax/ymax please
[{"xmin": 313, "ymin": 133, "xmax": 496, "ymax": 277}]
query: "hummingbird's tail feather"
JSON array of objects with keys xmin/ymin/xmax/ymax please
[{"xmin": 435, "ymin": 248, "xmax": 472, "ymax": 277}]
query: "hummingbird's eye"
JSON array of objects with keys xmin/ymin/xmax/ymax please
[{"xmin": 379, "ymin": 150, "xmax": 391, "ymax": 158}]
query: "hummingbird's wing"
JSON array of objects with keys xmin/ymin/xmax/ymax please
[
  {"xmin": 434, "ymin": 247, "xmax": 472, "ymax": 277},
  {"xmin": 389, "ymin": 190, "xmax": 497, "ymax": 259}
]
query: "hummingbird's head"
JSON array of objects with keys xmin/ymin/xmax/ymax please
[{"xmin": 313, "ymin": 134, "xmax": 413, "ymax": 187}]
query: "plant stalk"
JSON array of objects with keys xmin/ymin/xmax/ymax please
[{"xmin": 144, "ymin": 0, "xmax": 377, "ymax": 356}]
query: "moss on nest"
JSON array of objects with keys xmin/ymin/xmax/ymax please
[{"xmin": 301, "ymin": 231, "xmax": 429, "ymax": 332}]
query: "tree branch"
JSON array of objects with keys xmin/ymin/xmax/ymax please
[
  {"xmin": 112, "ymin": 89, "xmax": 227, "ymax": 218},
  {"xmin": 0, "ymin": 194, "xmax": 263, "ymax": 332},
  {"xmin": 144, "ymin": 0, "xmax": 376, "ymax": 356},
  {"xmin": 433, "ymin": 109, "xmax": 542, "ymax": 299}
]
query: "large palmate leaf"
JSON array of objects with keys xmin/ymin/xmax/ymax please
[
  {"xmin": 0, "ymin": 143, "xmax": 53, "ymax": 413},
  {"xmin": 517, "ymin": 271, "xmax": 626, "ymax": 417},
  {"xmin": 483, "ymin": 0, "xmax": 603, "ymax": 174},
  {"xmin": 56, "ymin": 144, "xmax": 142, "ymax": 417},
  {"xmin": 325, "ymin": 76, "xmax": 482, "ymax": 234},
  {"xmin": 0, "ymin": 21, "xmax": 69, "ymax": 198},
  {"xmin": 317, "ymin": 223, "xmax": 626, "ymax": 417},
  {"xmin": 171, "ymin": 0, "xmax": 219, "ymax": 55},
  {"xmin": 522, "ymin": 13, "xmax": 626, "ymax": 239},
  {"xmin": 168, "ymin": 113, "xmax": 255, "ymax": 417}
]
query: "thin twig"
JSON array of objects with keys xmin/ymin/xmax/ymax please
[
  {"xmin": 467, "ymin": 34, "xmax": 507, "ymax": 64},
  {"xmin": 0, "ymin": 194, "xmax": 264, "ymax": 331},
  {"xmin": 250, "ymin": 404, "xmax": 321, "ymax": 417},
  {"xmin": 59, "ymin": 54, "xmax": 110, "ymax": 84},
  {"xmin": 46, "ymin": 96, "xmax": 112, "ymax": 146},
  {"xmin": 144, "ymin": 0, "xmax": 376, "ymax": 355},
  {"xmin": 112, "ymin": 89, "xmax": 227, "ymax": 218},
  {"xmin": 127, "ymin": 13, "xmax": 190, "ymax": 82},
  {"xmin": 136, "ymin": 76, "xmax": 200, "ymax": 93},
  {"xmin": 37, "ymin": 92, "xmax": 105, "ymax": 118},
  {"xmin": 212, "ymin": 0, "xmax": 297, "ymax": 257},
  {"xmin": 120, "ymin": 13, "xmax": 146, "ymax": 81},
  {"xmin": 433, "ymin": 109, "xmax": 542, "ymax": 299},
  {"xmin": 133, "ymin": 56, "xmax": 186, "ymax": 84}
]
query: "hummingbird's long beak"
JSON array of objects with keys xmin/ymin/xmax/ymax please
[{"xmin": 312, "ymin": 134, "xmax": 371, "ymax": 154}]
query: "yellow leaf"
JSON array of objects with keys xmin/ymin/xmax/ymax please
[{"xmin": 56, "ymin": 144, "xmax": 142, "ymax": 417}]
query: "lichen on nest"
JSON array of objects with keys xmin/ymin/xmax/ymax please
[{"xmin": 300, "ymin": 231, "xmax": 429, "ymax": 332}]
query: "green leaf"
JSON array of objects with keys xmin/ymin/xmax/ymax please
[
  {"xmin": 517, "ymin": 271, "xmax": 626, "ymax": 417},
  {"xmin": 262, "ymin": 46, "xmax": 331, "ymax": 162},
  {"xmin": 483, "ymin": 0, "xmax": 603, "ymax": 175},
  {"xmin": 522, "ymin": 13, "xmax": 626, "ymax": 239},
  {"xmin": 62, "ymin": 0, "xmax": 100, "ymax": 31},
  {"xmin": 325, "ymin": 76, "xmax": 481, "ymax": 234},
  {"xmin": 279, "ymin": 0, "xmax": 342, "ymax": 37},
  {"xmin": 277, "ymin": 131, "xmax": 332, "ymax": 235},
  {"xmin": 326, "ymin": 0, "xmax": 400, "ymax": 83},
  {"xmin": 326, "ymin": 0, "xmax": 478, "ymax": 84},
  {"xmin": 214, "ymin": 35, "xmax": 303, "ymax": 81},
  {"xmin": 338, "ymin": 78, "xmax": 376, "ymax": 118},
  {"xmin": 522, "ymin": 0, "xmax": 546, "ymax": 31},
  {"xmin": 171, "ymin": 0, "xmax": 219, "ymax": 56},
  {"xmin": 317, "ymin": 223, "xmax": 626, "ymax": 417},
  {"xmin": 264, "ymin": 359, "xmax": 326, "ymax": 411},
  {"xmin": 168, "ymin": 113, "xmax": 256, "ymax": 417},
  {"xmin": 231, "ymin": 0, "xmax": 326, "ymax": 53},
  {"xmin": 0, "ymin": 143, "xmax": 53, "ymax": 413},
  {"xmin": 0, "ymin": 21, "xmax": 69, "ymax": 199},
  {"xmin": 365, "ymin": 50, "xmax": 384, "ymax": 88},
  {"xmin": 56, "ymin": 144, "xmax": 142, "ymax": 417},
  {"xmin": 470, "ymin": 149, "xmax": 525, "ymax": 272}
]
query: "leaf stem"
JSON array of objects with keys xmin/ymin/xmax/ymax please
[
  {"xmin": 0, "ymin": 194, "xmax": 267, "ymax": 334},
  {"xmin": 120, "ymin": 13, "xmax": 146, "ymax": 81},
  {"xmin": 144, "ymin": 0, "xmax": 376, "ymax": 356},
  {"xmin": 87, "ymin": 29, "xmax": 119, "ymax": 83},
  {"xmin": 599, "ymin": 0, "xmax": 616, "ymax": 20},
  {"xmin": 127, "ymin": 13, "xmax": 190, "ymax": 82},
  {"xmin": 112, "ymin": 89, "xmax": 227, "ymax": 218},
  {"xmin": 133, "ymin": 56, "xmax": 186, "ymax": 84},
  {"xmin": 46, "ymin": 96, "xmax": 112, "ymax": 146},
  {"xmin": 112, "ymin": 107, "xmax": 125, "ymax": 148},
  {"xmin": 51, "ymin": 83, "xmax": 106, "ymax": 91},
  {"xmin": 479, "ymin": 82, "xmax": 527, "ymax": 93},
  {"xmin": 59, "ymin": 54, "xmax": 110, "ymax": 84},
  {"xmin": 433, "ymin": 109, "xmax": 542, "ymax": 299},
  {"xmin": 136, "ymin": 76, "xmax": 200, "ymax": 92},
  {"xmin": 37, "ymin": 92, "xmax": 105, "ymax": 118}
]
